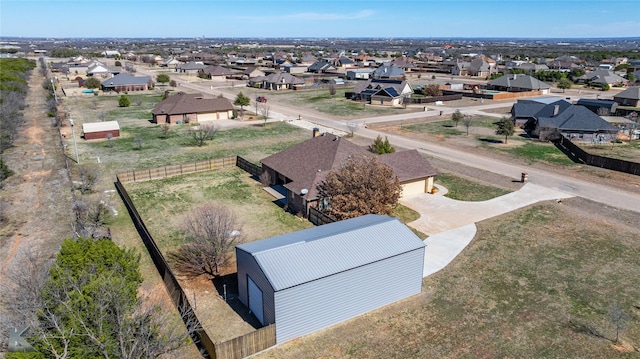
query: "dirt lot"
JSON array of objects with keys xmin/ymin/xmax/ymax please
[{"xmin": 0, "ymin": 69, "xmax": 73, "ymax": 312}]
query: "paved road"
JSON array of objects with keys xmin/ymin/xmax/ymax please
[{"xmin": 144, "ymin": 71, "xmax": 640, "ymax": 214}]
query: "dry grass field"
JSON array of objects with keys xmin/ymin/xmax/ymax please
[{"xmin": 255, "ymin": 198, "xmax": 640, "ymax": 359}]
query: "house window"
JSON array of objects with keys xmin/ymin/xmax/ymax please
[{"xmin": 579, "ymin": 132, "xmax": 584, "ymax": 139}]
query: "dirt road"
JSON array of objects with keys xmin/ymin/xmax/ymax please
[{"xmin": 0, "ymin": 66, "xmax": 73, "ymax": 302}]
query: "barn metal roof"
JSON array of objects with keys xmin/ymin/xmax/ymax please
[
  {"xmin": 236, "ymin": 215, "xmax": 425, "ymax": 291},
  {"xmin": 82, "ymin": 120, "xmax": 120, "ymax": 133}
]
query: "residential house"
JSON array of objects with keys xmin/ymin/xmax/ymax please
[
  {"xmin": 260, "ymin": 133, "xmax": 436, "ymax": 216},
  {"xmin": 346, "ymin": 69, "xmax": 374, "ymax": 80},
  {"xmin": 511, "ymin": 98, "xmax": 572, "ymax": 128},
  {"xmin": 101, "ymin": 73, "xmax": 151, "ymax": 93},
  {"xmin": 352, "ymin": 79, "xmax": 413, "ymax": 106},
  {"xmin": 199, "ymin": 65, "xmax": 233, "ymax": 80},
  {"xmin": 613, "ymin": 87, "xmax": 640, "ymax": 107},
  {"xmin": 177, "ymin": 61, "xmax": 207, "ymax": 73},
  {"xmin": 151, "ymin": 92, "xmax": 234, "ymax": 124},
  {"xmin": 248, "ymin": 72, "xmax": 305, "ymax": 91},
  {"xmin": 86, "ymin": 61, "xmax": 120, "ymax": 77},
  {"xmin": 512, "ymin": 99, "xmax": 619, "ymax": 141},
  {"xmin": 487, "ymin": 74, "xmax": 551, "ymax": 93},
  {"xmin": 101, "ymin": 50, "xmax": 120, "ymax": 58},
  {"xmin": 161, "ymin": 57, "xmax": 183, "ymax": 68},
  {"xmin": 236, "ymin": 214, "xmax": 425, "ymax": 344},
  {"xmin": 282, "ymin": 65, "xmax": 308, "ymax": 74},
  {"xmin": 575, "ymin": 99, "xmax": 619, "ymax": 116},
  {"xmin": 575, "ymin": 69, "xmax": 627, "ymax": 87},
  {"xmin": 242, "ymin": 67, "xmax": 266, "ymax": 79},
  {"xmin": 451, "ymin": 61, "xmax": 470, "ymax": 76},
  {"xmin": 372, "ymin": 64, "xmax": 405, "ymax": 80},
  {"xmin": 467, "ymin": 58, "xmax": 494, "ymax": 77},
  {"xmin": 307, "ymin": 61, "xmax": 337, "ymax": 73},
  {"xmin": 514, "ymin": 63, "xmax": 550, "ymax": 73}
]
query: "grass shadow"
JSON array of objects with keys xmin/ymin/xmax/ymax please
[{"xmin": 212, "ymin": 273, "xmax": 263, "ymax": 329}]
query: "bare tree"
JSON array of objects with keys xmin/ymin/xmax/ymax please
[
  {"xmin": 188, "ymin": 124, "xmax": 218, "ymax": 147},
  {"xmin": 258, "ymin": 104, "xmax": 271, "ymax": 126},
  {"xmin": 106, "ymin": 132, "xmax": 114, "ymax": 148},
  {"xmin": 71, "ymin": 198, "xmax": 111, "ymax": 239},
  {"xmin": 451, "ymin": 109, "xmax": 463, "ymax": 127},
  {"xmin": 160, "ymin": 122, "xmax": 171, "ymax": 137},
  {"xmin": 462, "ymin": 114, "xmax": 473, "ymax": 136},
  {"xmin": 346, "ymin": 121, "xmax": 359, "ymax": 137},
  {"xmin": 607, "ymin": 301, "xmax": 629, "ymax": 344},
  {"xmin": 134, "ymin": 134, "xmax": 143, "ymax": 150},
  {"xmin": 169, "ymin": 204, "xmax": 244, "ymax": 278},
  {"xmin": 77, "ymin": 164, "xmax": 99, "ymax": 193},
  {"xmin": 328, "ymin": 82, "xmax": 337, "ymax": 96}
]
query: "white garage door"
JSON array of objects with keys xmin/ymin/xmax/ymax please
[
  {"xmin": 197, "ymin": 112, "xmax": 218, "ymax": 121},
  {"xmin": 247, "ymin": 276, "xmax": 264, "ymax": 325},
  {"xmin": 401, "ymin": 180, "xmax": 426, "ymax": 198}
]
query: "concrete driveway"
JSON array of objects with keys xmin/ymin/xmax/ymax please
[{"xmin": 400, "ymin": 183, "xmax": 574, "ymax": 277}]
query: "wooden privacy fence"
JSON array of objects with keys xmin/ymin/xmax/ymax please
[
  {"xmin": 114, "ymin": 178, "xmax": 216, "ymax": 358},
  {"xmin": 115, "ymin": 160, "xmax": 277, "ymax": 359},
  {"xmin": 236, "ymin": 156, "xmax": 262, "ymax": 177},
  {"xmin": 555, "ymin": 136, "xmax": 640, "ymax": 176},
  {"xmin": 117, "ymin": 156, "xmax": 238, "ymax": 183},
  {"xmin": 308, "ymin": 207, "xmax": 336, "ymax": 226},
  {"xmin": 215, "ymin": 325, "xmax": 276, "ymax": 359}
]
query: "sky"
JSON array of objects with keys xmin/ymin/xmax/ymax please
[{"xmin": 1, "ymin": 0, "xmax": 639, "ymax": 39}]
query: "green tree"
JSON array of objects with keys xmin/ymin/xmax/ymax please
[
  {"xmin": 451, "ymin": 109, "xmax": 464, "ymax": 127},
  {"xmin": 83, "ymin": 77, "xmax": 101, "ymax": 89},
  {"xmin": 114, "ymin": 60, "xmax": 122, "ymax": 67},
  {"xmin": 18, "ymin": 238, "xmax": 195, "ymax": 359},
  {"xmin": 118, "ymin": 94, "xmax": 130, "ymax": 107},
  {"xmin": 628, "ymin": 73, "xmax": 636, "ymax": 83},
  {"xmin": 601, "ymin": 83, "xmax": 610, "ymax": 91},
  {"xmin": 317, "ymin": 153, "xmax": 402, "ymax": 221},
  {"xmin": 557, "ymin": 78, "xmax": 572, "ymax": 93},
  {"xmin": 369, "ymin": 135, "xmax": 396, "ymax": 154},
  {"xmin": 234, "ymin": 92, "xmax": 250, "ymax": 117},
  {"xmin": 156, "ymin": 73, "xmax": 170, "ymax": 84},
  {"xmin": 495, "ymin": 116, "xmax": 515, "ymax": 144}
]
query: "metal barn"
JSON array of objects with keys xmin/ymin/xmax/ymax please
[{"xmin": 235, "ymin": 214, "xmax": 425, "ymax": 344}]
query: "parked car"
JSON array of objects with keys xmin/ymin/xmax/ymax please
[{"xmin": 256, "ymin": 96, "xmax": 267, "ymax": 103}]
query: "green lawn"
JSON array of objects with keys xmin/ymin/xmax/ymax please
[
  {"xmin": 436, "ymin": 172, "xmax": 511, "ymax": 201},
  {"xmin": 496, "ymin": 142, "xmax": 577, "ymax": 166}
]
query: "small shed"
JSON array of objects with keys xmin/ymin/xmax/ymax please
[
  {"xmin": 82, "ymin": 121, "xmax": 120, "ymax": 140},
  {"xmin": 235, "ymin": 214, "xmax": 425, "ymax": 344}
]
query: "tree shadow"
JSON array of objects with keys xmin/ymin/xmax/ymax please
[
  {"xmin": 212, "ymin": 272, "xmax": 263, "ymax": 329},
  {"xmin": 566, "ymin": 319, "xmax": 611, "ymax": 342},
  {"xmin": 478, "ymin": 138, "xmax": 503, "ymax": 144}
]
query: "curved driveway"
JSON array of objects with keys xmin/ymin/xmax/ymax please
[{"xmin": 401, "ymin": 183, "xmax": 574, "ymax": 277}]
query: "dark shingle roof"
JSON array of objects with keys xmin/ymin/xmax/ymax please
[
  {"xmin": 488, "ymin": 74, "xmax": 551, "ymax": 90},
  {"xmin": 614, "ymin": 87, "xmax": 640, "ymax": 100},
  {"xmin": 261, "ymin": 135, "xmax": 436, "ymax": 199},
  {"xmin": 151, "ymin": 92, "xmax": 233, "ymax": 115},
  {"xmin": 538, "ymin": 105, "xmax": 619, "ymax": 132}
]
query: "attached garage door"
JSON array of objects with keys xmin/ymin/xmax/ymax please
[
  {"xmin": 248, "ymin": 276, "xmax": 264, "ymax": 325},
  {"xmin": 401, "ymin": 180, "xmax": 426, "ymax": 198},
  {"xmin": 197, "ymin": 112, "xmax": 218, "ymax": 121}
]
